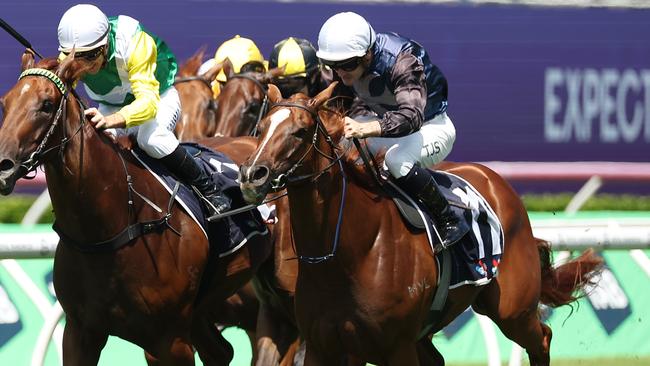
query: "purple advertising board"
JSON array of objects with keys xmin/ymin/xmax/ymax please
[{"xmin": 1, "ymin": 0, "xmax": 649, "ymax": 165}]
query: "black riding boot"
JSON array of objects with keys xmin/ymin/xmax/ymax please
[
  {"xmin": 396, "ymin": 165, "xmax": 470, "ymax": 248},
  {"xmin": 160, "ymin": 145, "xmax": 231, "ymax": 216}
]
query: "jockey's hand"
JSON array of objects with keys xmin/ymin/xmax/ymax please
[
  {"xmin": 84, "ymin": 108, "xmax": 126, "ymax": 130},
  {"xmin": 344, "ymin": 117, "xmax": 382, "ymax": 139}
]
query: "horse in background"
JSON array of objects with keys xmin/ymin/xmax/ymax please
[
  {"xmin": 212, "ymin": 62, "xmax": 285, "ymax": 137},
  {"xmin": 0, "ymin": 51, "xmax": 271, "ymax": 365},
  {"xmin": 174, "ymin": 47, "xmax": 223, "ymax": 141},
  {"xmin": 239, "ymin": 83, "xmax": 603, "ymax": 366},
  {"xmin": 174, "ymin": 49, "xmax": 302, "ymax": 363}
]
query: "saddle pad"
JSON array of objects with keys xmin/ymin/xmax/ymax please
[
  {"xmin": 131, "ymin": 142, "xmax": 268, "ymax": 258},
  {"xmin": 391, "ymin": 170, "xmax": 505, "ymax": 288}
]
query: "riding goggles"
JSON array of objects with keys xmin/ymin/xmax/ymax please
[
  {"xmin": 321, "ymin": 57, "xmax": 362, "ymax": 72},
  {"xmin": 63, "ymin": 46, "xmax": 105, "ymax": 61}
]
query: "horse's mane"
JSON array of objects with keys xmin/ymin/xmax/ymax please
[
  {"xmin": 178, "ymin": 47, "xmax": 206, "ymax": 77},
  {"xmin": 34, "ymin": 57, "xmax": 60, "ymax": 71},
  {"xmin": 312, "ymin": 100, "xmax": 387, "ymax": 192}
]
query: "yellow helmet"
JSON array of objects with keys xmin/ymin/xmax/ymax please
[
  {"xmin": 269, "ymin": 37, "xmax": 320, "ymax": 78},
  {"xmin": 214, "ymin": 35, "xmax": 267, "ymax": 83}
]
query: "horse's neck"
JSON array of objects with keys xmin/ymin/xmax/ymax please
[
  {"xmin": 287, "ymin": 144, "xmax": 381, "ymax": 271},
  {"xmin": 44, "ymin": 98, "xmax": 129, "ymax": 238}
]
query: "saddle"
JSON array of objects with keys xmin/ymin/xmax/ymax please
[
  {"xmin": 352, "ymin": 140, "xmax": 505, "ymax": 337},
  {"xmin": 131, "ymin": 142, "xmax": 269, "ymax": 258}
]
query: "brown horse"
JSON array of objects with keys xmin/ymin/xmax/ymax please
[
  {"xmin": 239, "ymin": 83, "xmax": 603, "ymax": 366},
  {"xmin": 0, "ymin": 52, "xmax": 271, "ymax": 365},
  {"xmin": 212, "ymin": 62, "xmax": 285, "ymax": 137},
  {"xmin": 174, "ymin": 54, "xmax": 302, "ymax": 364},
  {"xmin": 174, "ymin": 47, "xmax": 223, "ymax": 142}
]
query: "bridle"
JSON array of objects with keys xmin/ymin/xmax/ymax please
[
  {"xmin": 173, "ymin": 75, "xmax": 213, "ymax": 91},
  {"xmin": 264, "ymin": 101, "xmax": 349, "ymax": 264},
  {"xmin": 15, "ymin": 67, "xmax": 179, "ymax": 252},
  {"xmin": 229, "ymin": 73, "xmax": 269, "ymax": 136},
  {"xmin": 16, "ymin": 68, "xmax": 86, "ymax": 177}
]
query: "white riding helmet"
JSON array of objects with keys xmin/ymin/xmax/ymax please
[
  {"xmin": 316, "ymin": 12, "xmax": 375, "ymax": 62},
  {"xmin": 58, "ymin": 4, "xmax": 109, "ymax": 53}
]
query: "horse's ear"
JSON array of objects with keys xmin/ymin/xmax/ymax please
[
  {"xmin": 308, "ymin": 81, "xmax": 338, "ymax": 110},
  {"xmin": 56, "ymin": 48, "xmax": 90, "ymax": 84},
  {"xmin": 259, "ymin": 65, "xmax": 286, "ymax": 84},
  {"xmin": 268, "ymin": 64, "xmax": 286, "ymax": 79},
  {"xmin": 223, "ymin": 57, "xmax": 234, "ymax": 80},
  {"xmin": 318, "ymin": 108, "xmax": 344, "ymax": 142},
  {"xmin": 267, "ymin": 84, "xmax": 282, "ymax": 104},
  {"xmin": 201, "ymin": 61, "xmax": 223, "ymax": 83},
  {"xmin": 194, "ymin": 45, "xmax": 207, "ymax": 63},
  {"xmin": 21, "ymin": 49, "xmax": 35, "ymax": 71}
]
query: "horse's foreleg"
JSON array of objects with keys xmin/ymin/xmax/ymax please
[
  {"xmin": 254, "ymin": 303, "xmax": 299, "ymax": 366},
  {"xmin": 142, "ymin": 334, "xmax": 195, "ymax": 366},
  {"xmin": 416, "ymin": 336, "xmax": 445, "ymax": 366},
  {"xmin": 303, "ymin": 342, "xmax": 346, "ymax": 366},
  {"xmin": 386, "ymin": 342, "xmax": 420, "ymax": 366},
  {"xmin": 191, "ymin": 313, "xmax": 234, "ymax": 366},
  {"xmin": 280, "ymin": 339, "xmax": 302, "ymax": 366},
  {"xmin": 62, "ymin": 320, "xmax": 108, "ymax": 366}
]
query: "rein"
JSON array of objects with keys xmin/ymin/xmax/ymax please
[
  {"xmin": 266, "ymin": 101, "xmax": 349, "ymax": 264},
  {"xmin": 229, "ymin": 73, "xmax": 269, "ymax": 136},
  {"xmin": 18, "ymin": 67, "xmax": 179, "ymax": 252},
  {"xmin": 173, "ymin": 75, "xmax": 213, "ymax": 91}
]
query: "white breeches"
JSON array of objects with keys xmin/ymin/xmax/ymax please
[
  {"xmin": 361, "ymin": 112, "xmax": 456, "ymax": 178},
  {"xmin": 100, "ymin": 87, "xmax": 181, "ymax": 159}
]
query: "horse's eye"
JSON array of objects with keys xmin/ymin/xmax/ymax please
[
  {"xmin": 292, "ymin": 127, "xmax": 309, "ymax": 139},
  {"xmin": 40, "ymin": 100, "xmax": 54, "ymax": 114}
]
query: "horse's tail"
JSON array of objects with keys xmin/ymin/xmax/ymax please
[{"xmin": 536, "ymin": 238, "xmax": 603, "ymax": 307}]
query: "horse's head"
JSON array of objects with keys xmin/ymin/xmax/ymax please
[
  {"xmin": 174, "ymin": 47, "xmax": 223, "ymax": 141},
  {"xmin": 0, "ymin": 50, "xmax": 91, "ymax": 195},
  {"xmin": 239, "ymin": 82, "xmax": 341, "ymax": 204},
  {"xmin": 213, "ymin": 61, "xmax": 286, "ymax": 137}
]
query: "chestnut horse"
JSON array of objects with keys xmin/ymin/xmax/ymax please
[
  {"xmin": 0, "ymin": 52, "xmax": 271, "ymax": 365},
  {"xmin": 239, "ymin": 83, "xmax": 603, "ymax": 366},
  {"xmin": 174, "ymin": 52, "xmax": 302, "ymax": 364},
  {"xmin": 207, "ymin": 61, "xmax": 305, "ymax": 365},
  {"xmin": 174, "ymin": 47, "xmax": 223, "ymax": 141},
  {"xmin": 212, "ymin": 63, "xmax": 284, "ymax": 137}
]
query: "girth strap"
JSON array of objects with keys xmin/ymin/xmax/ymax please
[
  {"xmin": 55, "ymin": 182, "xmax": 182, "ymax": 253},
  {"xmin": 418, "ymin": 248, "xmax": 452, "ymax": 339},
  {"xmin": 53, "ymin": 214, "xmax": 172, "ymax": 253}
]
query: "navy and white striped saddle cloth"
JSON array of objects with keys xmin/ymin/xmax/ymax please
[
  {"xmin": 131, "ymin": 143, "xmax": 269, "ymax": 258},
  {"xmin": 388, "ymin": 169, "xmax": 504, "ymax": 288}
]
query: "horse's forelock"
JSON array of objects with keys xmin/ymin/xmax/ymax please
[{"xmin": 33, "ymin": 57, "xmax": 60, "ymax": 72}]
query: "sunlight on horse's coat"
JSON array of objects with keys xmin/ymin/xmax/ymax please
[
  {"xmin": 249, "ymin": 108, "xmax": 291, "ymax": 172},
  {"xmin": 20, "ymin": 83, "xmax": 30, "ymax": 95}
]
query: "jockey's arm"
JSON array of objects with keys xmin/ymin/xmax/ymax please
[
  {"xmin": 377, "ymin": 52, "xmax": 427, "ymax": 137},
  {"xmin": 118, "ymin": 31, "xmax": 161, "ymax": 128}
]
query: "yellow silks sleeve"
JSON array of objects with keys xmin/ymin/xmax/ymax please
[{"xmin": 119, "ymin": 31, "xmax": 161, "ymax": 128}]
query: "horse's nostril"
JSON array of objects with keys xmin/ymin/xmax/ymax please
[
  {"xmin": 252, "ymin": 166, "xmax": 269, "ymax": 182},
  {"xmin": 0, "ymin": 159, "xmax": 15, "ymax": 172}
]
